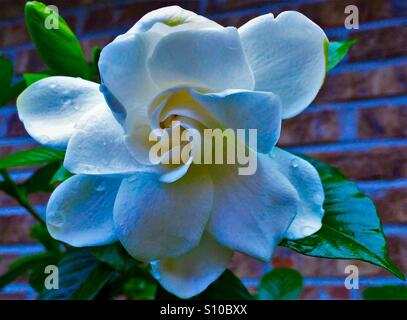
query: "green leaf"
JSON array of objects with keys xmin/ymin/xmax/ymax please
[
  {"xmin": 0, "ymin": 147, "xmax": 65, "ymax": 169},
  {"xmin": 198, "ymin": 269, "xmax": 253, "ymax": 300},
  {"xmin": 50, "ymin": 165, "xmax": 73, "ymax": 185},
  {"xmin": 38, "ymin": 249, "xmax": 113, "ymax": 300},
  {"xmin": 91, "ymin": 243, "xmax": 138, "ymax": 273},
  {"xmin": 24, "ymin": 161, "xmax": 61, "ymax": 194},
  {"xmin": 363, "ymin": 286, "xmax": 407, "ymax": 300},
  {"xmin": 1, "ymin": 80, "xmax": 27, "ymax": 107},
  {"xmin": 91, "ymin": 47, "xmax": 102, "ymax": 81},
  {"xmin": 25, "ymin": 1, "xmax": 90, "ymax": 79},
  {"xmin": 123, "ymin": 276, "xmax": 157, "ymax": 299},
  {"xmin": 257, "ymin": 268, "xmax": 303, "ymax": 300},
  {"xmin": 0, "ymin": 253, "xmax": 56, "ymax": 289},
  {"xmin": 31, "ymin": 224, "xmax": 61, "ymax": 255},
  {"xmin": 281, "ymin": 155, "xmax": 405, "ymax": 280},
  {"xmin": 23, "ymin": 73, "xmax": 50, "ymax": 86},
  {"xmin": 0, "ymin": 56, "xmax": 14, "ymax": 105},
  {"xmin": 327, "ymin": 40, "xmax": 357, "ymax": 72}
]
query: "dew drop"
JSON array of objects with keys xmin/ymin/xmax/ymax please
[
  {"xmin": 96, "ymin": 181, "xmax": 107, "ymax": 192},
  {"xmin": 127, "ymin": 175, "xmax": 138, "ymax": 183},
  {"xmin": 39, "ymin": 135, "xmax": 50, "ymax": 144},
  {"xmin": 313, "ymin": 193, "xmax": 324, "ymax": 204},
  {"xmin": 290, "ymin": 158, "xmax": 299, "ymax": 168},
  {"xmin": 49, "ymin": 212, "xmax": 65, "ymax": 228}
]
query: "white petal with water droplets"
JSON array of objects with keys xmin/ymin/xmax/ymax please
[
  {"xmin": 16, "ymin": 76, "xmax": 103, "ymax": 149},
  {"xmin": 46, "ymin": 175, "xmax": 120, "ymax": 246}
]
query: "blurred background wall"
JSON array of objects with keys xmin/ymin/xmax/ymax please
[{"xmin": 0, "ymin": 0, "xmax": 406, "ymax": 299}]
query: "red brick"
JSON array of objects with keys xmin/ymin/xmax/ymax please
[
  {"xmin": 387, "ymin": 236, "xmax": 407, "ymax": 274},
  {"xmin": 367, "ymin": 188, "xmax": 407, "ymax": 224},
  {"xmin": 316, "ymin": 64, "xmax": 407, "ymax": 103},
  {"xmin": 273, "ymin": 247, "xmax": 385, "ymax": 278},
  {"xmin": 80, "ymin": 36, "xmax": 114, "ymax": 61},
  {"xmin": 228, "ymin": 252, "xmax": 265, "ymax": 279},
  {"xmin": 0, "ymin": 0, "xmax": 111, "ymax": 20},
  {"xmin": 279, "ymin": 110, "xmax": 339, "ymax": 146},
  {"xmin": 83, "ymin": 1, "xmax": 199, "ymax": 33},
  {"xmin": 0, "ymin": 141, "xmax": 38, "ymax": 158},
  {"xmin": 5, "ymin": 112, "xmax": 28, "ymax": 138},
  {"xmin": 0, "ymin": 214, "xmax": 36, "ymax": 244},
  {"xmin": 0, "ymin": 292, "xmax": 29, "ymax": 300},
  {"xmin": 208, "ymin": 0, "xmax": 406, "ymax": 28},
  {"xmin": 0, "ymin": 192, "xmax": 50, "ymax": 209},
  {"xmin": 300, "ymin": 286, "xmax": 320, "ymax": 300},
  {"xmin": 0, "ymin": 23, "xmax": 30, "ymax": 48},
  {"xmin": 309, "ymin": 146, "xmax": 407, "ymax": 181},
  {"xmin": 15, "ymin": 49, "xmax": 46, "ymax": 75},
  {"xmin": 0, "ymin": 254, "xmax": 20, "ymax": 274},
  {"xmin": 349, "ymin": 26, "xmax": 407, "ymax": 62},
  {"xmin": 357, "ymin": 105, "xmax": 407, "ymax": 140}
]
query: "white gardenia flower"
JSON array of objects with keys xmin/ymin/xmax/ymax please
[{"xmin": 16, "ymin": 6, "xmax": 327, "ymax": 298}]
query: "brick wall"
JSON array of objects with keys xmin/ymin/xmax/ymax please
[{"xmin": 0, "ymin": 0, "xmax": 406, "ymax": 300}]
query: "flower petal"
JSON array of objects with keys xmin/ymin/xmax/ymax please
[
  {"xmin": 114, "ymin": 167, "xmax": 213, "ymax": 261},
  {"xmin": 98, "ymin": 31, "xmax": 160, "ymax": 120},
  {"xmin": 99, "ymin": 6, "xmax": 222, "ymax": 119},
  {"xmin": 152, "ymin": 233, "xmax": 233, "ymax": 299},
  {"xmin": 46, "ymin": 175, "xmax": 120, "ymax": 246},
  {"xmin": 148, "ymin": 27, "xmax": 254, "ymax": 92},
  {"xmin": 128, "ymin": 5, "xmax": 220, "ymax": 34},
  {"xmin": 271, "ymin": 148, "xmax": 325, "ymax": 240},
  {"xmin": 191, "ymin": 89, "xmax": 282, "ymax": 153},
  {"xmin": 64, "ymin": 103, "xmax": 148, "ymax": 176},
  {"xmin": 239, "ymin": 11, "xmax": 328, "ymax": 118},
  {"xmin": 207, "ymin": 153, "xmax": 299, "ymax": 261},
  {"xmin": 16, "ymin": 76, "xmax": 103, "ymax": 149}
]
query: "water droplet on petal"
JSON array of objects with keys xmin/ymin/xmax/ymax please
[
  {"xmin": 39, "ymin": 135, "xmax": 50, "ymax": 144},
  {"xmin": 96, "ymin": 181, "xmax": 107, "ymax": 192},
  {"xmin": 49, "ymin": 211, "xmax": 65, "ymax": 228},
  {"xmin": 150, "ymin": 260, "xmax": 161, "ymax": 280},
  {"xmin": 313, "ymin": 193, "xmax": 324, "ymax": 204},
  {"xmin": 127, "ymin": 175, "xmax": 138, "ymax": 183},
  {"xmin": 49, "ymin": 84, "xmax": 56, "ymax": 89},
  {"xmin": 290, "ymin": 158, "xmax": 299, "ymax": 168}
]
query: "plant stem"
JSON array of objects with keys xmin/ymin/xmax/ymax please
[{"xmin": 0, "ymin": 169, "xmax": 45, "ymax": 225}]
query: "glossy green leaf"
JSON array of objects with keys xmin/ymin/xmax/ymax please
[
  {"xmin": 327, "ymin": 40, "xmax": 357, "ymax": 72},
  {"xmin": 31, "ymin": 224, "xmax": 61, "ymax": 255},
  {"xmin": 363, "ymin": 285, "xmax": 407, "ymax": 300},
  {"xmin": 1, "ymin": 80, "xmax": 27, "ymax": 107},
  {"xmin": 91, "ymin": 47, "xmax": 102, "ymax": 82},
  {"xmin": 50, "ymin": 165, "xmax": 73, "ymax": 185},
  {"xmin": 257, "ymin": 268, "xmax": 303, "ymax": 300},
  {"xmin": 38, "ymin": 249, "xmax": 113, "ymax": 300},
  {"xmin": 0, "ymin": 56, "xmax": 13, "ymax": 105},
  {"xmin": 91, "ymin": 243, "xmax": 138, "ymax": 273},
  {"xmin": 281, "ymin": 155, "xmax": 405, "ymax": 280},
  {"xmin": 24, "ymin": 161, "xmax": 61, "ymax": 194},
  {"xmin": 0, "ymin": 148, "xmax": 65, "ymax": 169},
  {"xmin": 25, "ymin": 1, "xmax": 90, "ymax": 79},
  {"xmin": 123, "ymin": 276, "xmax": 157, "ymax": 299},
  {"xmin": 23, "ymin": 73, "xmax": 50, "ymax": 86},
  {"xmin": 0, "ymin": 253, "xmax": 56, "ymax": 290},
  {"xmin": 198, "ymin": 269, "xmax": 253, "ymax": 300}
]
